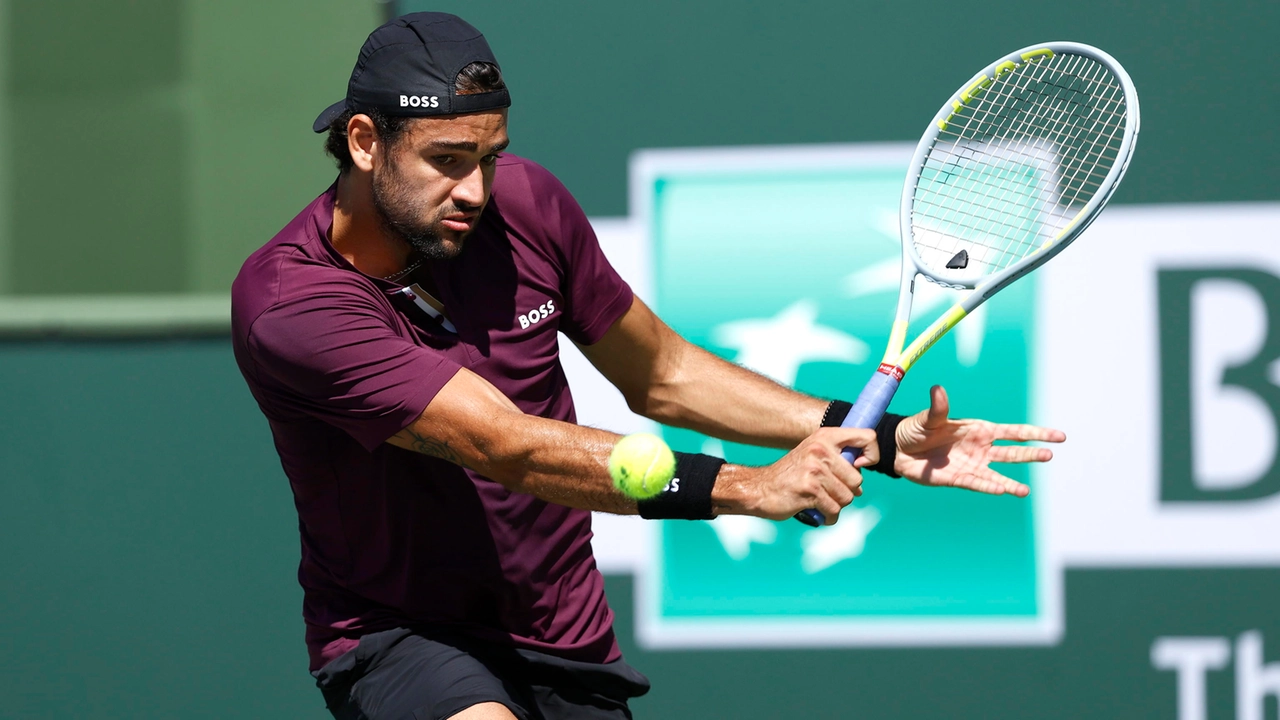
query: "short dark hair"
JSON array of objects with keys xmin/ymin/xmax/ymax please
[
  {"xmin": 323, "ymin": 108, "xmax": 411, "ymax": 174},
  {"xmin": 323, "ymin": 61, "xmax": 506, "ymax": 173},
  {"xmin": 454, "ymin": 61, "xmax": 505, "ymax": 96}
]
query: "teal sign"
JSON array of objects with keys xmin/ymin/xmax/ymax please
[{"xmin": 635, "ymin": 146, "xmax": 1055, "ymax": 647}]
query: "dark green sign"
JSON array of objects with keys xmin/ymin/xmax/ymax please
[{"xmin": 1159, "ymin": 268, "xmax": 1280, "ymax": 503}]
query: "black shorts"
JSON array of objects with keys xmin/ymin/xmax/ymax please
[{"xmin": 311, "ymin": 628, "xmax": 651, "ymax": 720}]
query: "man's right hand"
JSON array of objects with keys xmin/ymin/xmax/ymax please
[{"xmin": 712, "ymin": 427, "xmax": 878, "ymax": 525}]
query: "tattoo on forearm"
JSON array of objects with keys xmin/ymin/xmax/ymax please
[{"xmin": 396, "ymin": 428, "xmax": 465, "ymax": 467}]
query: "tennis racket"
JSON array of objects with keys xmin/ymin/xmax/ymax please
[{"xmin": 796, "ymin": 41, "xmax": 1140, "ymax": 527}]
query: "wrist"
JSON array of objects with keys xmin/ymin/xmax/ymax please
[
  {"xmin": 637, "ymin": 451, "xmax": 722, "ymax": 520},
  {"xmin": 874, "ymin": 412, "xmax": 904, "ymax": 478},
  {"xmin": 709, "ymin": 463, "xmax": 759, "ymax": 516},
  {"xmin": 821, "ymin": 401, "xmax": 903, "ymax": 478},
  {"xmin": 820, "ymin": 400, "xmax": 853, "ymax": 428}
]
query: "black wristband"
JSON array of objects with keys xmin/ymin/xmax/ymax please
[
  {"xmin": 820, "ymin": 400, "xmax": 904, "ymax": 478},
  {"xmin": 637, "ymin": 452, "xmax": 722, "ymax": 520},
  {"xmin": 820, "ymin": 400, "xmax": 853, "ymax": 427},
  {"xmin": 872, "ymin": 412, "xmax": 904, "ymax": 478}
]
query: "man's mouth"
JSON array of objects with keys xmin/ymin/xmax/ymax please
[{"xmin": 440, "ymin": 212, "xmax": 478, "ymax": 233}]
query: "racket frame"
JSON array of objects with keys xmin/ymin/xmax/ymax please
[
  {"xmin": 889, "ymin": 41, "xmax": 1141, "ymax": 374},
  {"xmin": 795, "ymin": 41, "xmax": 1140, "ymax": 527}
]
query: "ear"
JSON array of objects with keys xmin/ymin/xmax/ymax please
[{"xmin": 346, "ymin": 114, "xmax": 378, "ymax": 173}]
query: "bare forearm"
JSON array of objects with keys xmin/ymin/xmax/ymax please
[
  {"xmin": 386, "ymin": 367, "xmax": 867, "ymax": 523},
  {"xmin": 481, "ymin": 417, "xmax": 639, "ymax": 513},
  {"xmin": 582, "ymin": 297, "xmax": 828, "ymax": 450},
  {"xmin": 639, "ymin": 341, "xmax": 827, "ymax": 449},
  {"xmin": 392, "ymin": 414, "xmax": 816, "ymax": 520},
  {"xmin": 392, "ymin": 412, "xmax": 639, "ymax": 514}
]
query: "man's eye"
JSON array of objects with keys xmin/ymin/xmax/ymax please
[
  {"xmin": 482, "ymin": 154, "xmax": 500, "ymax": 165},
  {"xmin": 433, "ymin": 156, "xmax": 456, "ymax": 166}
]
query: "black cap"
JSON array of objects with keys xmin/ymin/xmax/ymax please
[{"xmin": 312, "ymin": 12, "xmax": 511, "ymax": 133}]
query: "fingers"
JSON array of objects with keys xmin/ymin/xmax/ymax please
[
  {"xmin": 988, "ymin": 444, "xmax": 1055, "ymax": 464},
  {"xmin": 923, "ymin": 385, "xmax": 951, "ymax": 430},
  {"xmin": 807, "ymin": 429, "xmax": 868, "ymax": 509},
  {"xmin": 949, "ymin": 468, "xmax": 1030, "ymax": 498},
  {"xmin": 825, "ymin": 448, "xmax": 864, "ymax": 501},
  {"xmin": 811, "ymin": 494, "xmax": 845, "ymax": 525},
  {"xmin": 995, "ymin": 423, "xmax": 1067, "ymax": 444},
  {"xmin": 765, "ymin": 429, "xmax": 878, "ymax": 525},
  {"xmin": 803, "ymin": 458, "xmax": 856, "ymax": 525},
  {"xmin": 814, "ymin": 426, "xmax": 880, "ymax": 468},
  {"xmin": 815, "ymin": 429, "xmax": 874, "ymax": 521},
  {"xmin": 917, "ymin": 388, "xmax": 1066, "ymax": 445}
]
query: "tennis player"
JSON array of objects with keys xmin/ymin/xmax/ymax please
[{"xmin": 230, "ymin": 12, "xmax": 1065, "ymax": 720}]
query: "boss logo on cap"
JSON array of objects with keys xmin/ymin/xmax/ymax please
[{"xmin": 400, "ymin": 95, "xmax": 440, "ymax": 108}]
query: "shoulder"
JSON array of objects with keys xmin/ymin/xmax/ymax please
[
  {"xmin": 487, "ymin": 154, "xmax": 593, "ymax": 262},
  {"xmin": 490, "ymin": 154, "xmax": 581, "ymax": 221},
  {"xmin": 233, "ymin": 255, "xmax": 395, "ymax": 383},
  {"xmin": 231, "ymin": 187, "xmax": 386, "ymax": 341},
  {"xmin": 233, "ymin": 246, "xmax": 371, "ymax": 321},
  {"xmin": 493, "ymin": 153, "xmax": 570, "ymax": 196}
]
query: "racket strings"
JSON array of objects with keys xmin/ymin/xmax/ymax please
[
  {"xmin": 935, "ymin": 55, "xmax": 1121, "ymax": 270},
  {"xmin": 965, "ymin": 54, "xmax": 1125, "ymax": 204},
  {"xmin": 917, "ymin": 55, "xmax": 1126, "ymax": 273},
  {"xmin": 1012, "ymin": 55, "xmax": 1126, "ymax": 204},
  {"xmin": 923, "ymin": 55, "xmax": 1120, "ymax": 269},
  {"xmin": 911, "ymin": 51, "xmax": 1128, "ymax": 278}
]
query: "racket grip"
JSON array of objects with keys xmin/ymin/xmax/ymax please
[{"xmin": 795, "ymin": 367, "xmax": 902, "ymax": 527}]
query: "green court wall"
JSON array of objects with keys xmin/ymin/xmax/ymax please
[
  {"xmin": 4, "ymin": 338, "xmax": 1279, "ymax": 718},
  {"xmin": 405, "ymin": 0, "xmax": 1278, "ymax": 214},
  {"xmin": 0, "ymin": 0, "xmax": 1276, "ymax": 294},
  {"xmin": 0, "ymin": 0, "xmax": 380, "ymax": 295},
  {"xmin": 2, "ymin": 338, "xmax": 1278, "ymax": 718}
]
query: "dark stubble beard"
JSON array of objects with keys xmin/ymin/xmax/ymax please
[{"xmin": 370, "ymin": 160, "xmax": 470, "ymax": 262}]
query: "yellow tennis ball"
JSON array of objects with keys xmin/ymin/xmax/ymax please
[{"xmin": 608, "ymin": 433, "xmax": 675, "ymax": 500}]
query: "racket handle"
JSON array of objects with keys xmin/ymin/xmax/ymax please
[{"xmin": 795, "ymin": 366, "xmax": 902, "ymax": 527}]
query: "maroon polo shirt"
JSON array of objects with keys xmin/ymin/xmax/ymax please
[{"xmin": 230, "ymin": 155, "xmax": 633, "ymax": 671}]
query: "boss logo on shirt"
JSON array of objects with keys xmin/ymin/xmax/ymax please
[
  {"xmin": 400, "ymin": 95, "xmax": 440, "ymax": 108},
  {"xmin": 518, "ymin": 300, "xmax": 556, "ymax": 330}
]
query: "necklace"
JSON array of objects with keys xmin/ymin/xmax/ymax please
[{"xmin": 382, "ymin": 259, "xmax": 423, "ymax": 281}]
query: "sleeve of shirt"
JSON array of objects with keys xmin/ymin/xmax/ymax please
[
  {"xmin": 244, "ymin": 285, "xmax": 462, "ymax": 452},
  {"xmin": 529, "ymin": 162, "xmax": 634, "ymax": 346}
]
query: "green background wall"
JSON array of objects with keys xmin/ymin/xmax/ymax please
[
  {"xmin": 4, "ymin": 339, "xmax": 1278, "ymax": 718},
  {"xmin": 0, "ymin": 0, "xmax": 380, "ymax": 295},
  {"xmin": 1, "ymin": 1, "xmax": 1278, "ymax": 718},
  {"xmin": 412, "ymin": 0, "xmax": 1278, "ymax": 216},
  {"xmin": 0, "ymin": 0, "xmax": 1276, "ymax": 295}
]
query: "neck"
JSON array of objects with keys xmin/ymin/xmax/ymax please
[{"xmin": 330, "ymin": 171, "xmax": 412, "ymax": 278}]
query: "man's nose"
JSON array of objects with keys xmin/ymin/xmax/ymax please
[{"xmin": 453, "ymin": 164, "xmax": 486, "ymax": 208}]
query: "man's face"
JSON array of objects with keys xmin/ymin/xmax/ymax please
[{"xmin": 370, "ymin": 109, "xmax": 509, "ymax": 260}]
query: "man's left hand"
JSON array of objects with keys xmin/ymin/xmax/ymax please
[{"xmin": 893, "ymin": 385, "xmax": 1066, "ymax": 497}]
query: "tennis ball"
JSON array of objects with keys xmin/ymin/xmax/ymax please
[{"xmin": 608, "ymin": 433, "xmax": 675, "ymax": 500}]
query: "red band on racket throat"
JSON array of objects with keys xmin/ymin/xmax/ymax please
[{"xmin": 877, "ymin": 363, "xmax": 905, "ymax": 381}]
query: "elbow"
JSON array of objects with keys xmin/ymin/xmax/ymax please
[
  {"xmin": 622, "ymin": 388, "xmax": 652, "ymax": 417},
  {"xmin": 623, "ymin": 380, "xmax": 686, "ymax": 425},
  {"xmin": 467, "ymin": 412, "xmax": 545, "ymax": 492},
  {"xmin": 477, "ymin": 446, "xmax": 535, "ymax": 494},
  {"xmin": 616, "ymin": 334, "xmax": 695, "ymax": 422},
  {"xmin": 457, "ymin": 411, "xmax": 522, "ymax": 482}
]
